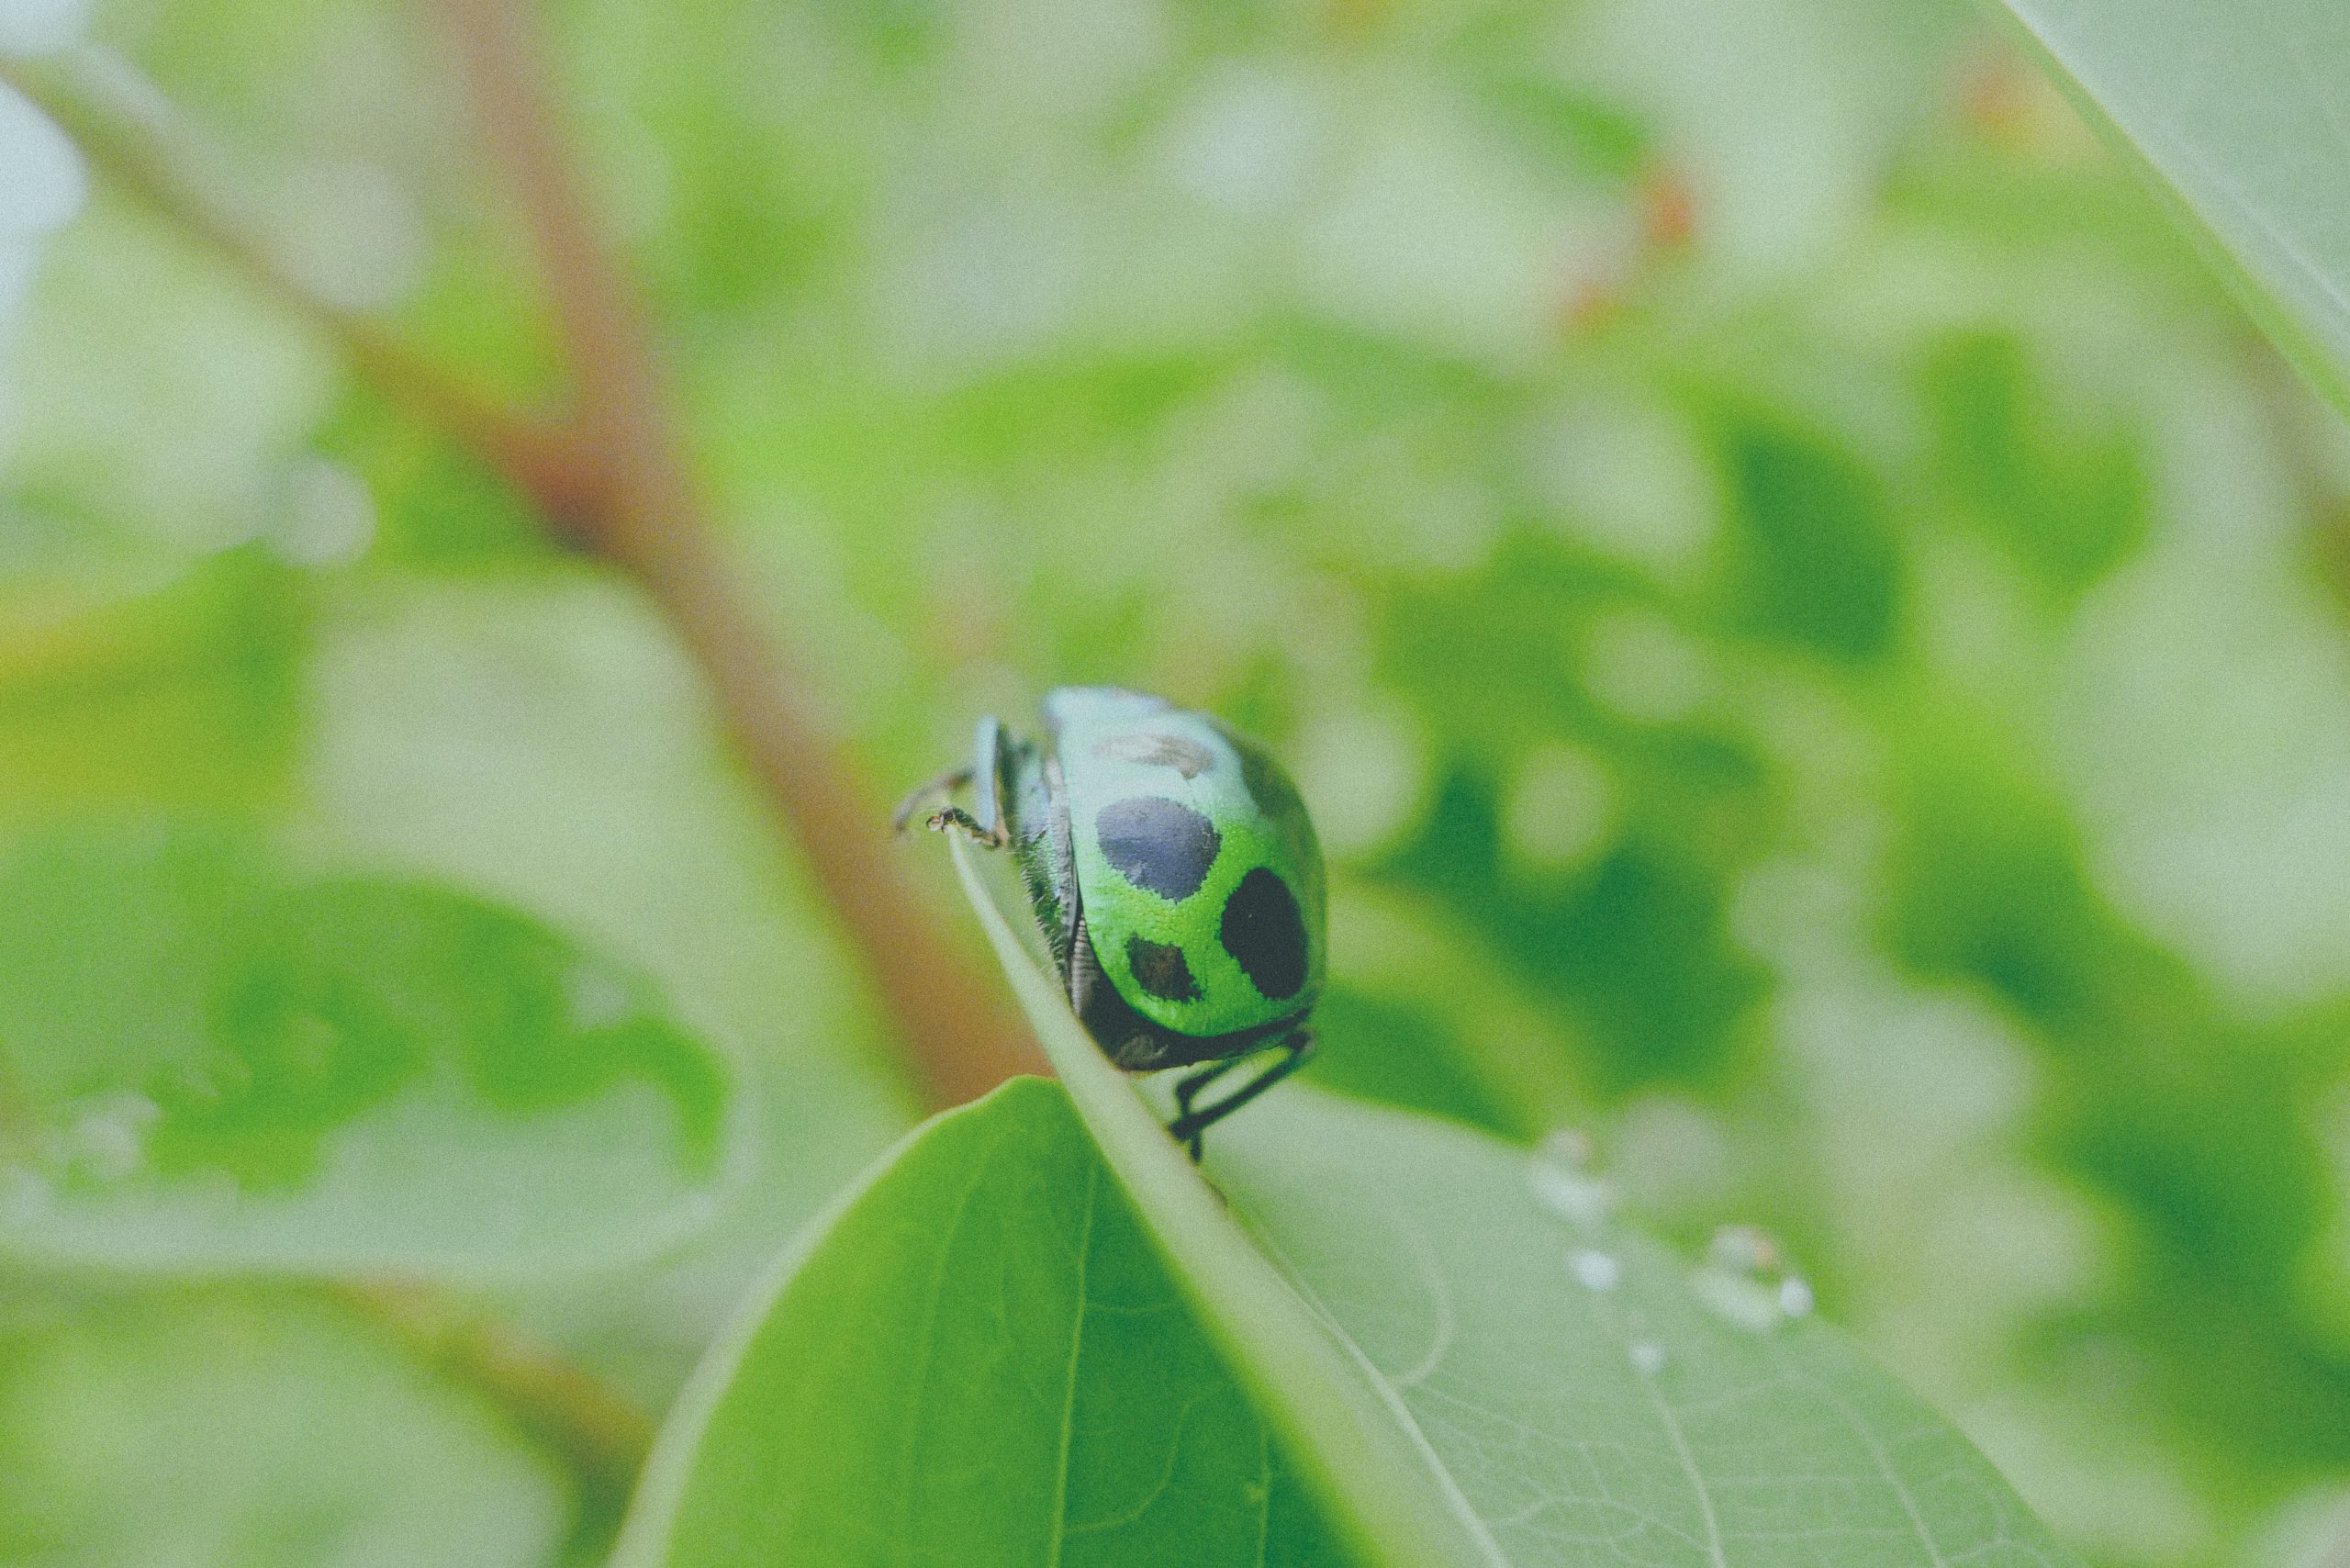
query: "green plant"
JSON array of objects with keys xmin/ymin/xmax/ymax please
[{"xmin": 5, "ymin": 0, "xmax": 2350, "ymax": 1563}]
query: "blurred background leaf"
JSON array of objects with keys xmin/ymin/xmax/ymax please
[
  {"xmin": 0, "ymin": 1280, "xmax": 566, "ymax": 1568},
  {"xmin": 0, "ymin": 818, "xmax": 739, "ymax": 1274},
  {"xmin": 1990, "ymin": 0, "xmax": 2350, "ymax": 416}
]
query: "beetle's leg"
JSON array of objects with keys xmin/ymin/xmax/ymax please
[
  {"xmin": 924, "ymin": 805, "xmax": 1003, "ymax": 845},
  {"xmin": 891, "ymin": 766, "xmax": 972, "ymax": 835},
  {"xmin": 1170, "ymin": 1058, "xmax": 1247, "ymax": 1160},
  {"xmin": 894, "ymin": 715, "xmax": 1015, "ymax": 845},
  {"xmin": 1166, "ymin": 1030, "xmax": 1316, "ymax": 1162}
]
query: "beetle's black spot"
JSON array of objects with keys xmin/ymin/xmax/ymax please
[
  {"xmin": 1221, "ymin": 867, "xmax": 1307, "ymax": 1000},
  {"xmin": 1125, "ymin": 935, "xmax": 1201, "ymax": 1002},
  {"xmin": 1092, "ymin": 732, "xmax": 1215, "ymax": 778},
  {"xmin": 1096, "ymin": 796, "xmax": 1220, "ymax": 902}
]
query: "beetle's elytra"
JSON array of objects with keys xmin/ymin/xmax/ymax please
[{"xmin": 897, "ymin": 687, "xmax": 1324, "ymax": 1159}]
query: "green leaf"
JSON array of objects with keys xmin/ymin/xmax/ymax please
[
  {"xmin": 1994, "ymin": 0, "xmax": 2350, "ymax": 410},
  {"xmin": 617, "ymin": 1078, "xmax": 1353, "ymax": 1567},
  {"xmin": 1716, "ymin": 409, "xmax": 1901, "ymax": 666},
  {"xmin": 0, "ymin": 1282, "xmax": 565, "ymax": 1568},
  {"xmin": 942, "ymin": 835, "xmax": 2086, "ymax": 1567},
  {"xmin": 0, "ymin": 551, "xmax": 308, "ymax": 818},
  {"xmin": 0, "ymin": 822, "xmax": 736, "ymax": 1276}
]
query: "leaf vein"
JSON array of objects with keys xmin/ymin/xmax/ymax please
[{"xmin": 1046, "ymin": 1158, "xmax": 1101, "ymax": 1568}]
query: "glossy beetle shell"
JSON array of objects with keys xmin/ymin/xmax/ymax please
[{"xmin": 1007, "ymin": 688, "xmax": 1325, "ymax": 1071}]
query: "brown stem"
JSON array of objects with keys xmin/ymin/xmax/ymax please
[
  {"xmin": 0, "ymin": 57, "xmax": 590, "ymax": 523},
  {"xmin": 19, "ymin": 23, "xmax": 1044, "ymax": 1536},
  {"xmin": 425, "ymin": 0, "xmax": 1043, "ymax": 1106},
  {"xmin": 15, "ymin": 33, "xmax": 1044, "ymax": 1107}
]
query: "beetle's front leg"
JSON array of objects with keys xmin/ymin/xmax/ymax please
[
  {"xmin": 925, "ymin": 806, "xmax": 1009, "ymax": 848},
  {"xmin": 891, "ymin": 766, "xmax": 973, "ymax": 835},
  {"xmin": 902, "ymin": 716, "xmax": 1015, "ymax": 846}
]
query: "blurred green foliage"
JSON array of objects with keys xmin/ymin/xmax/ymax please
[
  {"xmin": 0, "ymin": 1282, "xmax": 565, "ymax": 1567},
  {"xmin": 0, "ymin": 819, "xmax": 737, "ymax": 1272},
  {"xmin": 6, "ymin": 0, "xmax": 2350, "ymax": 1563}
]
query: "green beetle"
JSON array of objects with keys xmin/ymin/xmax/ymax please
[{"xmin": 897, "ymin": 687, "xmax": 1324, "ymax": 1159}]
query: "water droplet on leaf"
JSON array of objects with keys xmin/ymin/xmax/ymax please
[
  {"xmin": 1570, "ymin": 1249, "xmax": 1621, "ymax": 1292},
  {"xmin": 1692, "ymin": 1223, "xmax": 1812, "ymax": 1332},
  {"xmin": 1629, "ymin": 1341, "xmax": 1666, "ymax": 1375},
  {"xmin": 1527, "ymin": 1128, "xmax": 1615, "ymax": 1229}
]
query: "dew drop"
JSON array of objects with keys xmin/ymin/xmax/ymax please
[
  {"xmin": 1527, "ymin": 1128, "xmax": 1615, "ymax": 1230},
  {"xmin": 1690, "ymin": 1267, "xmax": 1780, "ymax": 1332},
  {"xmin": 1628, "ymin": 1341, "xmax": 1666, "ymax": 1375},
  {"xmin": 1570, "ymin": 1249, "xmax": 1621, "ymax": 1292},
  {"xmin": 1692, "ymin": 1223, "xmax": 1810, "ymax": 1333},
  {"xmin": 1707, "ymin": 1224, "xmax": 1781, "ymax": 1274}
]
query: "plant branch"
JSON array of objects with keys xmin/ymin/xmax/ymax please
[
  {"xmin": 424, "ymin": 0, "xmax": 1044, "ymax": 1106},
  {"xmin": 21, "ymin": 18, "xmax": 1047, "ymax": 1547},
  {"xmin": 16, "ymin": 35, "xmax": 1045, "ymax": 1108},
  {"xmin": 0, "ymin": 56, "xmax": 592, "ymax": 524},
  {"xmin": 10, "ymin": 58, "xmax": 679, "ymax": 1542}
]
